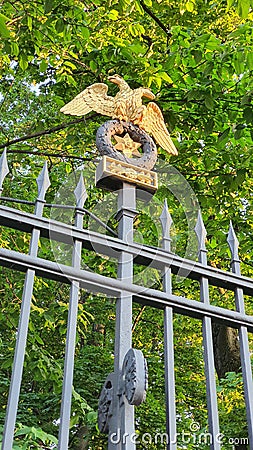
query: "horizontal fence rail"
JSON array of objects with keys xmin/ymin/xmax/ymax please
[
  {"xmin": 0, "ymin": 247, "xmax": 253, "ymax": 331},
  {"xmin": 0, "ymin": 204, "xmax": 253, "ymax": 295}
]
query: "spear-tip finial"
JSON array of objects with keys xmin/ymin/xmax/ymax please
[
  {"xmin": 36, "ymin": 161, "xmax": 51, "ymax": 201},
  {"xmin": 227, "ymin": 220, "xmax": 239, "ymax": 261},
  {"xmin": 0, "ymin": 149, "xmax": 9, "ymax": 193},
  {"xmin": 74, "ymin": 173, "xmax": 87, "ymax": 208},
  {"xmin": 160, "ymin": 199, "xmax": 173, "ymax": 240},
  {"xmin": 194, "ymin": 210, "xmax": 207, "ymax": 252}
]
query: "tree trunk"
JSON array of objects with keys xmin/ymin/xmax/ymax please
[
  {"xmin": 70, "ymin": 425, "xmax": 89, "ymax": 450},
  {"xmin": 212, "ymin": 323, "xmax": 241, "ymax": 380}
]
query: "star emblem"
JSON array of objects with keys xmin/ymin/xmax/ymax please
[{"xmin": 114, "ymin": 133, "xmax": 142, "ymax": 158}]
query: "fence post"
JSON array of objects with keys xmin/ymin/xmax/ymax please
[{"xmin": 108, "ymin": 182, "xmax": 137, "ymax": 450}]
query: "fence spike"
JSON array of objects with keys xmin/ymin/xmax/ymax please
[
  {"xmin": 160, "ymin": 199, "xmax": 173, "ymax": 240},
  {"xmin": 0, "ymin": 149, "xmax": 9, "ymax": 193},
  {"xmin": 194, "ymin": 210, "xmax": 207, "ymax": 251},
  {"xmin": 74, "ymin": 173, "xmax": 87, "ymax": 208},
  {"xmin": 36, "ymin": 161, "xmax": 50, "ymax": 201},
  {"xmin": 227, "ymin": 221, "xmax": 239, "ymax": 261}
]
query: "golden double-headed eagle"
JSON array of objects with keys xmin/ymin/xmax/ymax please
[{"xmin": 60, "ymin": 74, "xmax": 178, "ymax": 156}]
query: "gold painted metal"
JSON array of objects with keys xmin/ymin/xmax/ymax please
[
  {"xmin": 60, "ymin": 74, "xmax": 178, "ymax": 156},
  {"xmin": 96, "ymin": 156, "xmax": 158, "ymax": 194},
  {"xmin": 114, "ymin": 133, "xmax": 142, "ymax": 158}
]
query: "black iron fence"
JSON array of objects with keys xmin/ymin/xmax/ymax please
[{"xmin": 0, "ymin": 149, "xmax": 252, "ymax": 449}]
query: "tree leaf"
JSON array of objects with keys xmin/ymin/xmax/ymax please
[
  {"xmin": 243, "ymin": 107, "xmax": 253, "ymax": 123},
  {"xmin": 55, "ymin": 19, "xmax": 65, "ymax": 33},
  {"xmin": 241, "ymin": 93, "xmax": 251, "ymax": 105},
  {"xmin": 159, "ymin": 71, "xmax": 173, "ymax": 84},
  {"xmin": 0, "ymin": 15, "xmax": 10, "ymax": 38},
  {"xmin": 27, "ymin": 15, "xmax": 32, "ymax": 31},
  {"xmin": 35, "ymin": 334, "xmax": 44, "ymax": 345},
  {"xmin": 186, "ymin": 1, "xmax": 194, "ymax": 12},
  {"xmin": 129, "ymin": 42, "xmax": 146, "ymax": 54},
  {"xmin": 40, "ymin": 59, "xmax": 48, "ymax": 72},
  {"xmin": 19, "ymin": 54, "xmax": 28, "ymax": 70},
  {"xmin": 108, "ymin": 9, "xmax": 119, "ymax": 20},
  {"xmin": 204, "ymin": 94, "xmax": 214, "ymax": 110},
  {"xmin": 206, "ymin": 35, "xmax": 221, "ymax": 50},
  {"xmin": 192, "ymin": 50, "xmax": 202, "ymax": 64},
  {"xmin": 247, "ymin": 51, "xmax": 253, "ymax": 70},
  {"xmin": 89, "ymin": 60, "xmax": 97, "ymax": 71},
  {"xmin": 120, "ymin": 47, "xmax": 134, "ymax": 61},
  {"xmin": 15, "ymin": 426, "xmax": 33, "ymax": 436},
  {"xmin": 44, "ymin": 0, "xmax": 54, "ymax": 14},
  {"xmin": 227, "ymin": 0, "xmax": 234, "ymax": 7},
  {"xmin": 218, "ymin": 127, "xmax": 230, "ymax": 142},
  {"xmin": 11, "ymin": 42, "xmax": 19, "ymax": 56},
  {"xmin": 204, "ymin": 119, "xmax": 214, "ymax": 135},
  {"xmin": 81, "ymin": 27, "xmax": 90, "ymax": 40},
  {"xmin": 134, "ymin": 0, "xmax": 144, "ymax": 14},
  {"xmin": 238, "ymin": 0, "xmax": 250, "ymax": 18}
]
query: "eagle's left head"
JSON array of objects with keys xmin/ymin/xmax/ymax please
[{"xmin": 108, "ymin": 74, "xmax": 131, "ymax": 91}]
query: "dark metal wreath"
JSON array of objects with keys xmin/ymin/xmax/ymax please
[
  {"xmin": 97, "ymin": 374, "xmax": 114, "ymax": 433},
  {"xmin": 96, "ymin": 120, "xmax": 157, "ymax": 171}
]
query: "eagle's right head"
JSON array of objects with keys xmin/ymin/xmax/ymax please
[
  {"xmin": 108, "ymin": 74, "xmax": 124, "ymax": 86},
  {"xmin": 142, "ymin": 88, "xmax": 155, "ymax": 100}
]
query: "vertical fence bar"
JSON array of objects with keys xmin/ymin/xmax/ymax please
[
  {"xmin": 58, "ymin": 175, "xmax": 87, "ymax": 449},
  {"xmin": 227, "ymin": 222, "xmax": 253, "ymax": 447},
  {"xmin": 195, "ymin": 211, "xmax": 220, "ymax": 450},
  {"xmin": 108, "ymin": 182, "xmax": 136, "ymax": 450},
  {"xmin": 160, "ymin": 200, "xmax": 177, "ymax": 450},
  {"xmin": 2, "ymin": 162, "xmax": 50, "ymax": 450}
]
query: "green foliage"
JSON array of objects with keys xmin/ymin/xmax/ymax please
[
  {"xmin": 227, "ymin": 0, "xmax": 253, "ymax": 18},
  {"xmin": 0, "ymin": 0, "xmax": 253, "ymax": 448},
  {"xmin": 217, "ymin": 372, "xmax": 248, "ymax": 447},
  {"xmin": 14, "ymin": 424, "xmax": 58, "ymax": 448},
  {"xmin": 0, "ymin": 423, "xmax": 58, "ymax": 449}
]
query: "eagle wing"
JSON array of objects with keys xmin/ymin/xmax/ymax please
[
  {"xmin": 60, "ymin": 83, "xmax": 115, "ymax": 117},
  {"xmin": 141, "ymin": 102, "xmax": 178, "ymax": 155}
]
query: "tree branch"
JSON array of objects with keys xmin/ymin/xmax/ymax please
[
  {"xmin": 132, "ymin": 306, "xmax": 146, "ymax": 333},
  {"xmin": 0, "ymin": 113, "xmax": 98, "ymax": 150},
  {"xmin": 4, "ymin": 149, "xmax": 96, "ymax": 161},
  {"xmin": 139, "ymin": 0, "xmax": 171, "ymax": 36}
]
